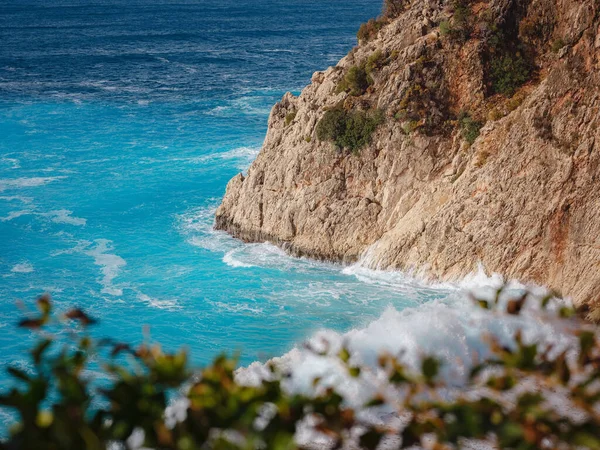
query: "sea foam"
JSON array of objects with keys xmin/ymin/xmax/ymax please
[
  {"xmin": 44, "ymin": 209, "xmax": 87, "ymax": 227},
  {"xmin": 0, "ymin": 176, "xmax": 66, "ymax": 192},
  {"xmin": 11, "ymin": 263, "xmax": 34, "ymax": 274},
  {"xmin": 136, "ymin": 293, "xmax": 181, "ymax": 311},
  {"xmin": 236, "ymin": 247, "xmax": 570, "ymax": 399},
  {"xmin": 84, "ymin": 239, "xmax": 127, "ymax": 297},
  {"xmin": 237, "ymin": 282, "xmax": 572, "ymax": 406},
  {"xmin": 178, "ymin": 212, "xmax": 573, "ymax": 405}
]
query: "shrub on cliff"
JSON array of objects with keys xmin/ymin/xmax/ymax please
[
  {"xmin": 439, "ymin": 0, "xmax": 473, "ymax": 43},
  {"xmin": 1, "ymin": 291, "xmax": 600, "ymax": 449},
  {"xmin": 336, "ymin": 65, "xmax": 372, "ymax": 97},
  {"xmin": 395, "ymin": 82, "xmax": 440, "ymax": 135},
  {"xmin": 357, "ymin": 18, "xmax": 384, "ymax": 43},
  {"xmin": 382, "ymin": 0, "xmax": 409, "ymax": 19},
  {"xmin": 458, "ymin": 112, "xmax": 483, "ymax": 145},
  {"xmin": 285, "ymin": 111, "xmax": 297, "ymax": 127},
  {"xmin": 337, "ymin": 51, "xmax": 386, "ymax": 96},
  {"xmin": 356, "ymin": 0, "xmax": 408, "ymax": 43},
  {"xmin": 365, "ymin": 50, "xmax": 385, "ymax": 77},
  {"xmin": 316, "ymin": 106, "xmax": 384, "ymax": 153},
  {"xmin": 489, "ymin": 52, "xmax": 531, "ymax": 96},
  {"xmin": 484, "ymin": 19, "xmax": 533, "ymax": 97}
]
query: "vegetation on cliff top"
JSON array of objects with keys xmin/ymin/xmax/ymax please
[
  {"xmin": 350, "ymin": 0, "xmax": 540, "ymax": 148},
  {"xmin": 1, "ymin": 292, "xmax": 599, "ymax": 449},
  {"xmin": 357, "ymin": 0, "xmax": 411, "ymax": 42},
  {"xmin": 439, "ymin": 0, "xmax": 473, "ymax": 42}
]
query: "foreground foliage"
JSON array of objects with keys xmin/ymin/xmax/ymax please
[{"xmin": 0, "ymin": 291, "xmax": 599, "ymax": 450}]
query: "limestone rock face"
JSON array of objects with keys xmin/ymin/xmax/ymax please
[{"xmin": 216, "ymin": 0, "xmax": 600, "ymax": 315}]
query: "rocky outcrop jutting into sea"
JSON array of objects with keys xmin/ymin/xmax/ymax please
[{"xmin": 216, "ymin": 0, "xmax": 600, "ymax": 316}]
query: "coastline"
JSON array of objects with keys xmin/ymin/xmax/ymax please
[{"xmin": 215, "ymin": 0, "xmax": 600, "ymax": 318}]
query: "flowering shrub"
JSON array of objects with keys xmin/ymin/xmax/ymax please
[{"xmin": 1, "ymin": 291, "xmax": 599, "ymax": 449}]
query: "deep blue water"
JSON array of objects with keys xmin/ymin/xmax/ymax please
[{"xmin": 0, "ymin": 0, "xmax": 458, "ymax": 424}]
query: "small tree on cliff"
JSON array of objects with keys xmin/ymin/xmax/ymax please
[{"xmin": 383, "ymin": 0, "xmax": 410, "ymax": 19}]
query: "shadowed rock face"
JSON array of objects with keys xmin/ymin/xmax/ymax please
[{"xmin": 216, "ymin": 0, "xmax": 600, "ymax": 317}]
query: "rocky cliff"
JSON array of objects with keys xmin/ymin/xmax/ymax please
[{"xmin": 216, "ymin": 0, "xmax": 600, "ymax": 317}]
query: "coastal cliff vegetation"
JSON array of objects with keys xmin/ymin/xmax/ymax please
[
  {"xmin": 215, "ymin": 0, "xmax": 600, "ymax": 319},
  {"xmin": 321, "ymin": 0, "xmax": 539, "ymax": 152}
]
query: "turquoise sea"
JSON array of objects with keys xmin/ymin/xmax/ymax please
[
  {"xmin": 0, "ymin": 0, "xmax": 428, "ymax": 375},
  {"xmin": 1, "ymin": 0, "xmax": 559, "ymax": 432}
]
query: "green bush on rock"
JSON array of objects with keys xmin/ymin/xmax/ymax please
[
  {"xmin": 489, "ymin": 52, "xmax": 531, "ymax": 96},
  {"xmin": 484, "ymin": 24, "xmax": 533, "ymax": 97},
  {"xmin": 336, "ymin": 65, "xmax": 372, "ymax": 97},
  {"xmin": 337, "ymin": 51, "xmax": 387, "ymax": 97},
  {"xmin": 439, "ymin": 20, "xmax": 452, "ymax": 36},
  {"xmin": 459, "ymin": 112, "xmax": 483, "ymax": 145},
  {"xmin": 365, "ymin": 50, "xmax": 385, "ymax": 77},
  {"xmin": 357, "ymin": 18, "xmax": 385, "ymax": 43},
  {"xmin": 285, "ymin": 111, "xmax": 297, "ymax": 127},
  {"xmin": 316, "ymin": 107, "xmax": 384, "ymax": 153},
  {"xmin": 439, "ymin": 0, "xmax": 473, "ymax": 43}
]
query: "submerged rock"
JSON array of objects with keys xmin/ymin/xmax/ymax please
[{"xmin": 216, "ymin": 0, "xmax": 600, "ymax": 317}]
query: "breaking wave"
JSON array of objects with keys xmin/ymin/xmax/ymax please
[
  {"xmin": 238, "ymin": 283, "xmax": 571, "ymax": 407},
  {"xmin": 177, "ymin": 203, "xmax": 570, "ymax": 403}
]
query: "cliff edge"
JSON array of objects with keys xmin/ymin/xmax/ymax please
[{"xmin": 216, "ymin": 0, "xmax": 600, "ymax": 316}]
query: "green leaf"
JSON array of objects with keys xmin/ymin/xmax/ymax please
[
  {"xmin": 64, "ymin": 308, "xmax": 98, "ymax": 326},
  {"xmin": 365, "ymin": 396, "xmax": 385, "ymax": 408},
  {"xmin": 498, "ymin": 422, "xmax": 524, "ymax": 447},
  {"xmin": 36, "ymin": 295, "xmax": 51, "ymax": 316},
  {"xmin": 338, "ymin": 347, "xmax": 351, "ymax": 363},
  {"xmin": 422, "ymin": 356, "xmax": 440, "ymax": 382},
  {"xmin": 389, "ymin": 366, "xmax": 409, "ymax": 384},
  {"xmin": 7, "ymin": 367, "xmax": 30, "ymax": 382},
  {"xmin": 31, "ymin": 339, "xmax": 52, "ymax": 365},
  {"xmin": 579, "ymin": 331, "xmax": 595, "ymax": 358},
  {"xmin": 517, "ymin": 392, "xmax": 543, "ymax": 409},
  {"xmin": 559, "ymin": 307, "xmax": 575, "ymax": 318},
  {"xmin": 477, "ymin": 300, "xmax": 490, "ymax": 310},
  {"xmin": 18, "ymin": 318, "xmax": 45, "ymax": 329},
  {"xmin": 573, "ymin": 432, "xmax": 600, "ymax": 449},
  {"xmin": 359, "ymin": 429, "xmax": 384, "ymax": 449},
  {"xmin": 541, "ymin": 295, "xmax": 552, "ymax": 309},
  {"xmin": 271, "ymin": 432, "xmax": 296, "ymax": 450},
  {"xmin": 348, "ymin": 366, "xmax": 361, "ymax": 378}
]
